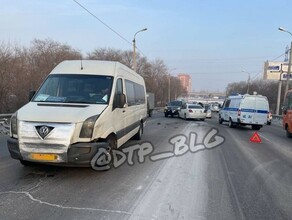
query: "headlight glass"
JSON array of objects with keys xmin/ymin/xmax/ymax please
[{"xmin": 79, "ymin": 115, "xmax": 99, "ymax": 138}]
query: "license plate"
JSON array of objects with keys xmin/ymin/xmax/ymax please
[{"xmin": 30, "ymin": 153, "xmax": 57, "ymax": 161}]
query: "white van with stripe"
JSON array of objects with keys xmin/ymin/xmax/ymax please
[
  {"xmin": 219, "ymin": 94, "xmax": 269, "ymax": 130},
  {"xmin": 7, "ymin": 60, "xmax": 147, "ymax": 167}
]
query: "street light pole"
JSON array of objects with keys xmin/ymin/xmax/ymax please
[
  {"xmin": 168, "ymin": 68, "xmax": 176, "ymax": 102},
  {"xmin": 242, "ymin": 70, "xmax": 251, "ymax": 94},
  {"xmin": 276, "ymin": 64, "xmax": 284, "ymax": 115},
  {"xmin": 286, "ymin": 40, "xmax": 292, "ymax": 95},
  {"xmin": 279, "ymin": 27, "xmax": 292, "ymax": 96},
  {"xmin": 132, "ymin": 28, "xmax": 147, "ymax": 72},
  {"xmin": 168, "ymin": 74, "xmax": 171, "ymax": 102}
]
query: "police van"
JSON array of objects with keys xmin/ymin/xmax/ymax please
[
  {"xmin": 219, "ymin": 93, "xmax": 269, "ymax": 130},
  {"xmin": 7, "ymin": 60, "xmax": 147, "ymax": 167}
]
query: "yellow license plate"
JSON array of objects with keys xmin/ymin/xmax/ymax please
[{"xmin": 30, "ymin": 153, "xmax": 57, "ymax": 161}]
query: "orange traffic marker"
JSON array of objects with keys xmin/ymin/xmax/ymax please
[{"xmin": 249, "ymin": 132, "xmax": 262, "ymax": 143}]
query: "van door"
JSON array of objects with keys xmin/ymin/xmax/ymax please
[
  {"xmin": 112, "ymin": 78, "xmax": 126, "ymax": 145},
  {"xmin": 124, "ymin": 80, "xmax": 141, "ymax": 139},
  {"xmin": 254, "ymin": 97, "xmax": 269, "ymax": 124},
  {"xmin": 240, "ymin": 97, "xmax": 255, "ymax": 124},
  {"xmin": 221, "ymin": 99, "xmax": 230, "ymax": 121},
  {"xmin": 283, "ymin": 92, "xmax": 292, "ymax": 130}
]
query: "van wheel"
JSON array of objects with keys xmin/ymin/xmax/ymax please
[
  {"xmin": 219, "ymin": 115, "xmax": 223, "ymax": 124},
  {"xmin": 252, "ymin": 125, "xmax": 261, "ymax": 130},
  {"xmin": 148, "ymin": 110, "xmax": 152, "ymax": 117},
  {"xmin": 286, "ymin": 125, "xmax": 292, "ymax": 138},
  {"xmin": 95, "ymin": 135, "xmax": 116, "ymax": 170},
  {"xmin": 106, "ymin": 135, "xmax": 117, "ymax": 150},
  {"xmin": 228, "ymin": 118, "xmax": 235, "ymax": 128},
  {"xmin": 133, "ymin": 123, "xmax": 143, "ymax": 140}
]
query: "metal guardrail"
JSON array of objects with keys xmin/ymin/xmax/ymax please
[
  {"xmin": 0, "ymin": 113, "xmax": 13, "ymax": 118},
  {"xmin": 272, "ymin": 114, "xmax": 282, "ymax": 119},
  {"xmin": 0, "ymin": 114, "xmax": 11, "ymax": 135}
]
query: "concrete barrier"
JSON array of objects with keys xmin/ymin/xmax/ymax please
[{"xmin": 271, "ymin": 114, "xmax": 282, "ymax": 127}]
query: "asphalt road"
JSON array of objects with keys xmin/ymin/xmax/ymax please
[{"xmin": 0, "ymin": 112, "xmax": 291, "ymax": 220}]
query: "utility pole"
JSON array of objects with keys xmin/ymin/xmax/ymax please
[
  {"xmin": 285, "ymin": 41, "xmax": 292, "ymax": 96},
  {"xmin": 132, "ymin": 28, "xmax": 147, "ymax": 72},
  {"xmin": 276, "ymin": 64, "xmax": 283, "ymax": 115}
]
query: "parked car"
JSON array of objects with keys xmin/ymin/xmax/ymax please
[
  {"xmin": 210, "ymin": 103, "xmax": 220, "ymax": 112},
  {"xmin": 164, "ymin": 100, "xmax": 184, "ymax": 117},
  {"xmin": 179, "ymin": 103, "xmax": 206, "ymax": 120},
  {"xmin": 267, "ymin": 111, "xmax": 272, "ymax": 125},
  {"xmin": 204, "ymin": 105, "xmax": 212, "ymax": 118}
]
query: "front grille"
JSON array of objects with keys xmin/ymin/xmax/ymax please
[{"xmin": 18, "ymin": 121, "xmax": 75, "ymax": 162}]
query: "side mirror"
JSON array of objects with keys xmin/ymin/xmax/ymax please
[
  {"xmin": 29, "ymin": 91, "xmax": 36, "ymax": 101},
  {"xmin": 116, "ymin": 94, "xmax": 126, "ymax": 108}
]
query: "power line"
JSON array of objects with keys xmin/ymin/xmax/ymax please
[
  {"xmin": 72, "ymin": 0, "xmax": 146, "ymax": 56},
  {"xmin": 73, "ymin": 0, "xmax": 132, "ymax": 45},
  {"xmin": 251, "ymin": 52, "xmax": 287, "ymax": 79}
]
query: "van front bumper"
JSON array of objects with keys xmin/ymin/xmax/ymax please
[{"xmin": 7, "ymin": 137, "xmax": 109, "ymax": 167}]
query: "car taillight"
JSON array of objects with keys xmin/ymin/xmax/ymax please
[
  {"xmin": 237, "ymin": 110, "xmax": 241, "ymax": 116},
  {"xmin": 189, "ymin": 109, "xmax": 193, "ymax": 113}
]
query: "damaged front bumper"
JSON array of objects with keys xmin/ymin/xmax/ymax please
[{"xmin": 7, "ymin": 137, "xmax": 109, "ymax": 167}]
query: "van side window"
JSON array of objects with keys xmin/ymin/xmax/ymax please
[
  {"xmin": 224, "ymin": 99, "xmax": 231, "ymax": 108},
  {"xmin": 125, "ymin": 80, "xmax": 145, "ymax": 106},
  {"xmin": 115, "ymin": 78, "xmax": 123, "ymax": 95},
  {"xmin": 113, "ymin": 78, "xmax": 123, "ymax": 109}
]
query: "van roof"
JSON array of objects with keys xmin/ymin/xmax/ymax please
[
  {"xmin": 50, "ymin": 60, "xmax": 139, "ymax": 78},
  {"xmin": 228, "ymin": 94, "xmax": 266, "ymax": 99}
]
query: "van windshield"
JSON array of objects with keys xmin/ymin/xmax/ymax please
[{"xmin": 32, "ymin": 74, "xmax": 113, "ymax": 104}]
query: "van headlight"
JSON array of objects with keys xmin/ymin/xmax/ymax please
[
  {"xmin": 79, "ymin": 115, "xmax": 99, "ymax": 138},
  {"xmin": 10, "ymin": 112, "xmax": 18, "ymax": 138}
]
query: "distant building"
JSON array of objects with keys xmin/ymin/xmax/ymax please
[
  {"xmin": 178, "ymin": 74, "xmax": 192, "ymax": 94},
  {"xmin": 263, "ymin": 61, "xmax": 289, "ymax": 80}
]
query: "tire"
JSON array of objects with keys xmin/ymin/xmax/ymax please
[
  {"xmin": 219, "ymin": 116, "xmax": 223, "ymax": 124},
  {"xmin": 93, "ymin": 134, "xmax": 117, "ymax": 171},
  {"xmin": 267, "ymin": 121, "xmax": 271, "ymax": 125},
  {"xmin": 133, "ymin": 123, "xmax": 143, "ymax": 140},
  {"xmin": 286, "ymin": 125, "xmax": 292, "ymax": 138},
  {"xmin": 201, "ymin": 118, "xmax": 205, "ymax": 121},
  {"xmin": 107, "ymin": 135, "xmax": 117, "ymax": 150},
  {"xmin": 148, "ymin": 110, "xmax": 152, "ymax": 117},
  {"xmin": 228, "ymin": 118, "xmax": 234, "ymax": 128},
  {"xmin": 164, "ymin": 113, "xmax": 168, "ymax": 117},
  {"xmin": 252, "ymin": 125, "xmax": 261, "ymax": 130}
]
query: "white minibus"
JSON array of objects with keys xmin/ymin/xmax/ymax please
[{"xmin": 7, "ymin": 60, "xmax": 147, "ymax": 166}]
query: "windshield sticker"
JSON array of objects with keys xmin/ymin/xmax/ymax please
[
  {"xmin": 45, "ymin": 96, "xmax": 67, "ymax": 102},
  {"xmin": 34, "ymin": 94, "xmax": 50, "ymax": 101}
]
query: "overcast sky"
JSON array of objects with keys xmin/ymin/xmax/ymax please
[{"xmin": 1, "ymin": 0, "xmax": 292, "ymax": 91}]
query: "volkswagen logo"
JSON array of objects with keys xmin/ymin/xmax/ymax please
[{"xmin": 35, "ymin": 125, "xmax": 54, "ymax": 139}]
